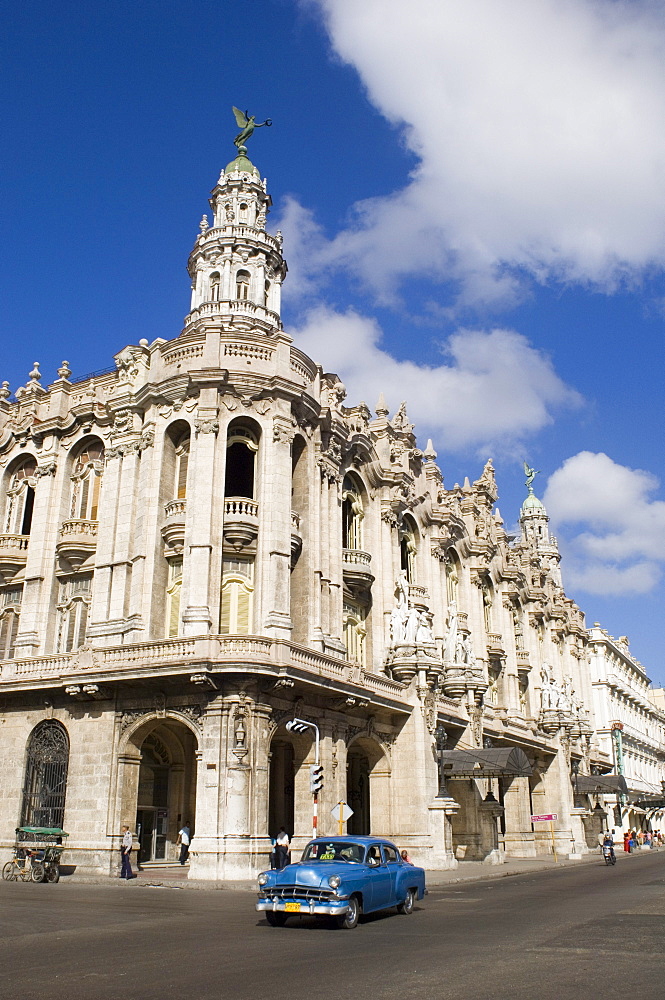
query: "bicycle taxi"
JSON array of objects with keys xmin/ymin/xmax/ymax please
[{"xmin": 2, "ymin": 827, "xmax": 68, "ymax": 883}]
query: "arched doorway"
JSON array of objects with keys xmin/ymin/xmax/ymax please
[
  {"xmin": 120, "ymin": 717, "xmax": 198, "ymax": 866},
  {"xmin": 346, "ymin": 737, "xmax": 391, "ymax": 837},
  {"xmin": 267, "ymin": 728, "xmax": 313, "ymax": 842},
  {"xmin": 268, "ymin": 741, "xmax": 295, "ymax": 839}
]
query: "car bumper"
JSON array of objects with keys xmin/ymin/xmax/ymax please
[{"xmin": 256, "ymin": 897, "xmax": 350, "ymax": 917}]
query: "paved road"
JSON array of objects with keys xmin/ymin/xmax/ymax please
[{"xmin": 2, "ymin": 852, "xmax": 664, "ymax": 1000}]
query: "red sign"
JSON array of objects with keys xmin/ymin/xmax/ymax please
[{"xmin": 530, "ymin": 813, "xmax": 558, "ymax": 822}]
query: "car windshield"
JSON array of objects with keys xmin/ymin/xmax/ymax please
[{"xmin": 302, "ymin": 841, "xmax": 365, "ymax": 863}]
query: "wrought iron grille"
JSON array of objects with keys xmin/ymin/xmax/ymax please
[{"xmin": 20, "ymin": 721, "xmax": 70, "ymax": 828}]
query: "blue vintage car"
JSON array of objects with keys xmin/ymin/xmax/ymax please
[{"xmin": 256, "ymin": 835, "xmax": 426, "ymax": 929}]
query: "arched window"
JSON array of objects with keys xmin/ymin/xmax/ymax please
[
  {"xmin": 225, "ymin": 425, "xmax": 258, "ymax": 499},
  {"xmin": 166, "ymin": 557, "xmax": 183, "ymax": 637},
  {"xmin": 56, "ymin": 575, "xmax": 92, "ymax": 653},
  {"xmin": 343, "ymin": 600, "xmax": 366, "ymax": 666},
  {"xmin": 0, "ymin": 586, "xmax": 22, "ymax": 660},
  {"xmin": 210, "ymin": 272, "xmax": 221, "ymax": 302},
  {"xmin": 239, "ymin": 202, "xmax": 249, "ymax": 224},
  {"xmin": 235, "ymin": 269, "xmax": 250, "ymax": 300},
  {"xmin": 342, "ymin": 477, "xmax": 364, "ymax": 550},
  {"xmin": 174, "ymin": 434, "xmax": 190, "ymax": 500},
  {"xmin": 4, "ymin": 457, "xmax": 37, "ymax": 535},
  {"xmin": 20, "ymin": 721, "xmax": 70, "ymax": 829},
  {"xmin": 264, "ymin": 279, "xmax": 270, "ymax": 307},
  {"xmin": 399, "ymin": 521, "xmax": 417, "ymax": 583},
  {"xmin": 70, "ymin": 441, "xmax": 104, "ymax": 520},
  {"xmin": 220, "ymin": 558, "xmax": 253, "ymax": 634}
]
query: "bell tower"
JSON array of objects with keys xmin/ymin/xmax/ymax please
[{"xmin": 184, "ymin": 139, "xmax": 287, "ymax": 338}]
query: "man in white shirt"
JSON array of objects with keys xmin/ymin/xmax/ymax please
[
  {"xmin": 120, "ymin": 825, "xmax": 136, "ymax": 879},
  {"xmin": 274, "ymin": 827, "xmax": 290, "ymax": 870},
  {"xmin": 177, "ymin": 822, "xmax": 191, "ymax": 865}
]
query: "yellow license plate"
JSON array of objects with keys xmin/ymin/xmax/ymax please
[{"xmin": 284, "ymin": 902, "xmax": 301, "ymax": 912}]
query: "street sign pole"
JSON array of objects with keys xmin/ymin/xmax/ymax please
[
  {"xmin": 331, "ymin": 801, "xmax": 354, "ymax": 834},
  {"xmin": 530, "ymin": 813, "xmax": 558, "ymax": 863}
]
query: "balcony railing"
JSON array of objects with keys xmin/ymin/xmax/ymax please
[
  {"xmin": 342, "ymin": 549, "xmax": 374, "ymax": 586},
  {"xmin": 223, "ymin": 498, "xmax": 259, "ymax": 551},
  {"xmin": 56, "ymin": 520, "xmax": 98, "ymax": 569},
  {"xmin": 0, "ymin": 635, "xmax": 408, "ymax": 706},
  {"xmin": 162, "ymin": 500, "xmax": 187, "ymax": 552},
  {"xmin": 0, "ymin": 534, "xmax": 29, "ymax": 576}
]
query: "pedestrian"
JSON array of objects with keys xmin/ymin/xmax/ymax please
[
  {"xmin": 274, "ymin": 827, "xmax": 290, "ymax": 870},
  {"xmin": 623, "ymin": 831, "xmax": 630, "ymax": 853},
  {"xmin": 120, "ymin": 825, "xmax": 136, "ymax": 879},
  {"xmin": 400, "ymin": 849, "xmax": 413, "ymax": 864},
  {"xmin": 177, "ymin": 821, "xmax": 191, "ymax": 866}
]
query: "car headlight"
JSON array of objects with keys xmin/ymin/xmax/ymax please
[
  {"xmin": 258, "ymin": 872, "xmax": 269, "ymax": 887},
  {"xmin": 328, "ymin": 875, "xmax": 341, "ymax": 889}
]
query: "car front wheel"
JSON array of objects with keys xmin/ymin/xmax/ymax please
[
  {"xmin": 397, "ymin": 888, "xmax": 416, "ymax": 914},
  {"xmin": 265, "ymin": 911, "xmax": 287, "ymax": 927},
  {"xmin": 337, "ymin": 896, "xmax": 360, "ymax": 929}
]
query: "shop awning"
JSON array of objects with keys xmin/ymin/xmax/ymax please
[
  {"xmin": 441, "ymin": 747, "xmax": 532, "ymax": 778},
  {"xmin": 574, "ymin": 774, "xmax": 628, "ymax": 795}
]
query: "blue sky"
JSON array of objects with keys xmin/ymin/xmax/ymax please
[{"xmin": 2, "ymin": 0, "xmax": 664, "ymax": 680}]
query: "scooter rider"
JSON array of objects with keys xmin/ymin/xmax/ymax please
[{"xmin": 602, "ymin": 830, "xmax": 616, "ymax": 862}]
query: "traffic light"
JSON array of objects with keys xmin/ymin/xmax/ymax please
[{"xmin": 310, "ymin": 764, "xmax": 324, "ymax": 795}]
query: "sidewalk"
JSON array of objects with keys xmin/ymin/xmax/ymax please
[{"xmin": 63, "ymin": 845, "xmax": 661, "ymax": 892}]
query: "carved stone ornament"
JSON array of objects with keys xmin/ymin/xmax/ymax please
[
  {"xmin": 35, "ymin": 459, "xmax": 58, "ymax": 477},
  {"xmin": 273, "ymin": 417, "xmax": 295, "ymax": 444},
  {"xmin": 194, "ymin": 418, "xmax": 220, "ymax": 436}
]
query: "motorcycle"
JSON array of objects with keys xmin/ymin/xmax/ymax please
[{"xmin": 602, "ymin": 843, "xmax": 616, "ymax": 865}]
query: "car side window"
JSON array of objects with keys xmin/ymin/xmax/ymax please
[
  {"xmin": 382, "ymin": 844, "xmax": 398, "ymax": 864},
  {"xmin": 366, "ymin": 845, "xmax": 381, "ymax": 867}
]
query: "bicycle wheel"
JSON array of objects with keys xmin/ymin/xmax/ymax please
[
  {"xmin": 45, "ymin": 863, "xmax": 60, "ymax": 883},
  {"xmin": 2, "ymin": 862, "xmax": 16, "ymax": 881},
  {"xmin": 30, "ymin": 861, "xmax": 45, "ymax": 883}
]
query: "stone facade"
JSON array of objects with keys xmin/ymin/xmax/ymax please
[
  {"xmin": 0, "ymin": 150, "xmax": 651, "ymax": 878},
  {"xmin": 588, "ymin": 627, "xmax": 665, "ymax": 835}
]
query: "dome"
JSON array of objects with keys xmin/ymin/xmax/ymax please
[
  {"xmin": 224, "ymin": 152, "xmax": 260, "ymax": 178},
  {"xmin": 520, "ymin": 492, "xmax": 546, "ymax": 516}
]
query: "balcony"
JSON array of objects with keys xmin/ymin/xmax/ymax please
[
  {"xmin": 223, "ymin": 498, "xmax": 259, "ymax": 552},
  {"xmin": 516, "ymin": 649, "xmax": 531, "ymax": 675},
  {"xmin": 342, "ymin": 548, "xmax": 374, "ymax": 587},
  {"xmin": 291, "ymin": 510, "xmax": 302, "ymax": 562},
  {"xmin": 0, "ymin": 534, "xmax": 29, "ymax": 579},
  {"xmin": 408, "ymin": 584, "xmax": 429, "ymax": 609},
  {"xmin": 162, "ymin": 499, "xmax": 187, "ymax": 553},
  {"xmin": 56, "ymin": 520, "xmax": 98, "ymax": 569},
  {"xmin": 487, "ymin": 632, "xmax": 505, "ymax": 656}
]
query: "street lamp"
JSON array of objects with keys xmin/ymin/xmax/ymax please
[{"xmin": 435, "ymin": 723, "xmax": 448, "ymax": 799}]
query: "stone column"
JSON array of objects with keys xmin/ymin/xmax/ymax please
[
  {"xmin": 14, "ymin": 458, "xmax": 61, "ymax": 657},
  {"xmin": 502, "ymin": 775, "xmax": 537, "ymax": 857},
  {"xmin": 89, "ymin": 451, "xmax": 121, "ymax": 644},
  {"xmin": 261, "ymin": 416, "xmax": 293, "ymax": 639},
  {"xmin": 182, "ymin": 404, "xmax": 217, "ymax": 635},
  {"xmin": 188, "ymin": 702, "xmax": 223, "ymax": 881}
]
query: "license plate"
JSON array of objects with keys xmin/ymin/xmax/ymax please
[{"xmin": 284, "ymin": 902, "xmax": 301, "ymax": 912}]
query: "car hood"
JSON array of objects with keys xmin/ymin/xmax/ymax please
[{"xmin": 271, "ymin": 861, "xmax": 364, "ymax": 886}]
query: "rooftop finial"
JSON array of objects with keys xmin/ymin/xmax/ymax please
[
  {"xmin": 523, "ymin": 461, "xmax": 540, "ymax": 495},
  {"xmin": 232, "ymin": 107, "xmax": 272, "ymax": 155}
]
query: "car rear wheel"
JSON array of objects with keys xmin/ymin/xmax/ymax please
[
  {"xmin": 337, "ymin": 895, "xmax": 360, "ymax": 929},
  {"xmin": 397, "ymin": 888, "xmax": 416, "ymax": 914},
  {"xmin": 265, "ymin": 911, "xmax": 287, "ymax": 927}
]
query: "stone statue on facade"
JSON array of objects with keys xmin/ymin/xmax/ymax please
[
  {"xmin": 232, "ymin": 107, "xmax": 273, "ymax": 152},
  {"xmin": 443, "ymin": 601, "xmax": 458, "ymax": 664}
]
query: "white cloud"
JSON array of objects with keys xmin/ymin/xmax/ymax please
[
  {"xmin": 292, "ymin": 305, "xmax": 580, "ymax": 452},
  {"xmin": 544, "ymin": 451, "xmax": 665, "ymax": 595},
  {"xmin": 294, "ymin": 0, "xmax": 665, "ymax": 306}
]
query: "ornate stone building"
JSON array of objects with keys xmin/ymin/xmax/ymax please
[
  {"xmin": 587, "ymin": 627, "xmax": 665, "ymax": 834},
  {"xmin": 0, "ymin": 145, "xmax": 621, "ymax": 878}
]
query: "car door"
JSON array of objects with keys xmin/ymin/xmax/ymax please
[
  {"xmin": 380, "ymin": 843, "xmax": 400, "ymax": 905},
  {"xmin": 365, "ymin": 842, "xmax": 392, "ymax": 911}
]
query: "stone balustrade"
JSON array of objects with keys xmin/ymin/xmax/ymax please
[
  {"xmin": 0, "ymin": 534, "xmax": 30, "ymax": 575},
  {"xmin": 0, "ymin": 634, "xmax": 408, "ymax": 707},
  {"xmin": 55, "ymin": 520, "xmax": 98, "ymax": 569},
  {"xmin": 342, "ymin": 548, "xmax": 374, "ymax": 586}
]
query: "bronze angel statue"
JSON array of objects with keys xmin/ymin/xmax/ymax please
[
  {"xmin": 523, "ymin": 461, "xmax": 540, "ymax": 491},
  {"xmin": 232, "ymin": 107, "xmax": 272, "ymax": 150}
]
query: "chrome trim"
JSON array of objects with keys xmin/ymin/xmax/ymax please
[{"xmin": 256, "ymin": 898, "xmax": 350, "ymax": 917}]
